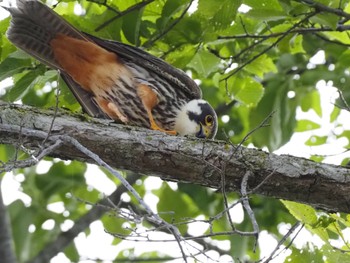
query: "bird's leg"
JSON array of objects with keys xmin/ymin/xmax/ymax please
[
  {"xmin": 137, "ymin": 84, "xmax": 177, "ymax": 135},
  {"xmin": 95, "ymin": 97, "xmax": 128, "ymax": 123}
]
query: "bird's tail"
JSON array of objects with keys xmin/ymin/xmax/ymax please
[
  {"xmin": 5, "ymin": 0, "xmax": 106, "ymax": 118},
  {"xmin": 6, "ymin": 0, "xmax": 87, "ymax": 70}
]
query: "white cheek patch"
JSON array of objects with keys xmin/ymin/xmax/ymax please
[
  {"xmin": 174, "ymin": 108, "xmax": 198, "ymax": 136},
  {"xmin": 174, "ymin": 100, "xmax": 203, "ymax": 136}
]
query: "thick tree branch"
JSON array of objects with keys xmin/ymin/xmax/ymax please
[{"xmin": 1, "ymin": 103, "xmax": 350, "ymax": 213}]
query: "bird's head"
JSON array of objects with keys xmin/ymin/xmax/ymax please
[{"xmin": 174, "ymin": 99, "xmax": 218, "ymax": 139}]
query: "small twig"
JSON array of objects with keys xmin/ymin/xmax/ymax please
[
  {"xmin": 86, "ymin": 0, "xmax": 120, "ymax": 14},
  {"xmin": 262, "ymin": 222, "xmax": 303, "ymax": 263},
  {"xmin": 109, "ymin": 228, "xmax": 258, "ymax": 242},
  {"xmin": 218, "ymin": 27, "xmax": 337, "ymax": 40},
  {"xmin": 219, "ymin": 111, "xmax": 275, "ymax": 242},
  {"xmin": 337, "ymin": 89, "xmax": 350, "ymax": 111},
  {"xmin": 248, "ymin": 169, "xmax": 277, "ymax": 194},
  {"xmin": 0, "ymin": 139, "xmax": 63, "ymax": 173},
  {"xmin": 314, "ymin": 32, "xmax": 350, "ymax": 47},
  {"xmin": 233, "ymin": 111, "xmax": 275, "ymax": 156},
  {"xmin": 41, "ymin": 74, "xmax": 61, "ymax": 146},
  {"xmin": 220, "ymin": 169, "xmax": 237, "ymax": 232},
  {"xmin": 332, "ymin": 222, "xmax": 350, "ymax": 250},
  {"xmin": 241, "ymin": 171, "xmax": 259, "ymax": 252},
  {"xmin": 144, "ymin": 0, "xmax": 194, "ymax": 48},
  {"xmin": 94, "ymin": 0, "xmax": 155, "ymax": 32}
]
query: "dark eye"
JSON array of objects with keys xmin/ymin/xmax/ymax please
[{"xmin": 205, "ymin": 115, "xmax": 213, "ymax": 125}]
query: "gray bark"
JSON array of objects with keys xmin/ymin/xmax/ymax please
[{"xmin": 0, "ymin": 102, "xmax": 350, "ymax": 213}]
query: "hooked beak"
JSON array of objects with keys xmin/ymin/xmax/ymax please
[{"xmin": 196, "ymin": 123, "xmax": 210, "ymax": 139}]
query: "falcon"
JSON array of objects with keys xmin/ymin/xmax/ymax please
[{"xmin": 5, "ymin": 0, "xmax": 218, "ymax": 139}]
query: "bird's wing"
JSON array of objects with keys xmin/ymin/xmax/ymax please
[
  {"xmin": 60, "ymin": 74, "xmax": 108, "ymax": 118},
  {"xmin": 85, "ymin": 33, "xmax": 202, "ymax": 100}
]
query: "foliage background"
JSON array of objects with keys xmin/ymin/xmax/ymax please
[{"xmin": 1, "ymin": 0, "xmax": 350, "ymax": 262}]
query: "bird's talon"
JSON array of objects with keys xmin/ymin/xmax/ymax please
[
  {"xmin": 151, "ymin": 124, "xmax": 177, "ymax": 135},
  {"xmin": 119, "ymin": 115, "xmax": 128, "ymax": 123}
]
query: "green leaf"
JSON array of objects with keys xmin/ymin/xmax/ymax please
[
  {"xmin": 311, "ymin": 13, "xmax": 339, "ymax": 30},
  {"xmin": 101, "ymin": 214, "xmax": 128, "ymax": 246},
  {"xmin": 178, "ymin": 184, "xmax": 219, "ymax": 214},
  {"xmin": 338, "ymin": 130, "xmax": 350, "ymax": 147},
  {"xmin": 188, "ymin": 49, "xmax": 221, "ymax": 77},
  {"xmin": 289, "ymin": 34, "xmax": 305, "ymax": 54},
  {"xmin": 324, "ymin": 31, "xmax": 350, "ymax": 45},
  {"xmin": 295, "ymin": 120, "xmax": 321, "ymax": 132},
  {"xmin": 246, "ymin": 9, "xmax": 287, "ymax": 21},
  {"xmin": 5, "ymin": 70, "xmax": 39, "ymax": 101},
  {"xmin": 286, "ymin": 246, "xmax": 324, "ymax": 263},
  {"xmin": 321, "ymin": 244, "xmax": 350, "ymax": 263},
  {"xmin": 166, "ymin": 44, "xmax": 197, "ymax": 68},
  {"xmin": 212, "ymin": 0, "xmax": 242, "ymax": 30},
  {"xmin": 163, "ymin": 16, "xmax": 202, "ymax": 44},
  {"xmin": 305, "ymin": 135, "xmax": 327, "ymax": 146},
  {"xmin": 0, "ymin": 56, "xmax": 32, "ymax": 82},
  {"xmin": 197, "ymin": 0, "xmax": 242, "ymax": 30},
  {"xmin": 267, "ymin": 25, "xmax": 304, "ymax": 54},
  {"xmin": 244, "ymin": 0, "xmax": 283, "ymax": 11},
  {"xmin": 122, "ymin": 9, "xmax": 143, "ymax": 45},
  {"xmin": 282, "ymin": 201, "xmax": 318, "ymax": 225},
  {"xmin": 330, "ymin": 104, "xmax": 340, "ymax": 123},
  {"xmin": 8, "ymin": 200, "xmax": 35, "ymax": 262},
  {"xmin": 301, "ymin": 90, "xmax": 322, "ymax": 117},
  {"xmin": 156, "ymin": 184, "xmax": 199, "ymax": 234},
  {"xmin": 244, "ymin": 0, "xmax": 286, "ymax": 20},
  {"xmin": 34, "ymin": 161, "xmax": 86, "ymax": 200},
  {"xmin": 0, "ymin": 145, "xmax": 16, "ymax": 164},
  {"xmin": 64, "ymin": 243, "xmax": 80, "ymax": 263},
  {"xmin": 158, "ymin": 0, "xmax": 188, "ymax": 30},
  {"xmin": 249, "ymin": 77, "xmax": 297, "ymax": 151},
  {"xmin": 228, "ymin": 76, "xmax": 264, "ymax": 106},
  {"xmin": 310, "ymin": 155, "xmax": 325, "ymax": 163},
  {"xmin": 337, "ymin": 49, "xmax": 350, "ymax": 68},
  {"xmin": 244, "ymin": 54, "xmax": 277, "ymax": 78}
]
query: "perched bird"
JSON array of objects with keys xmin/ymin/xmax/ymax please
[{"xmin": 5, "ymin": 0, "xmax": 218, "ymax": 139}]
